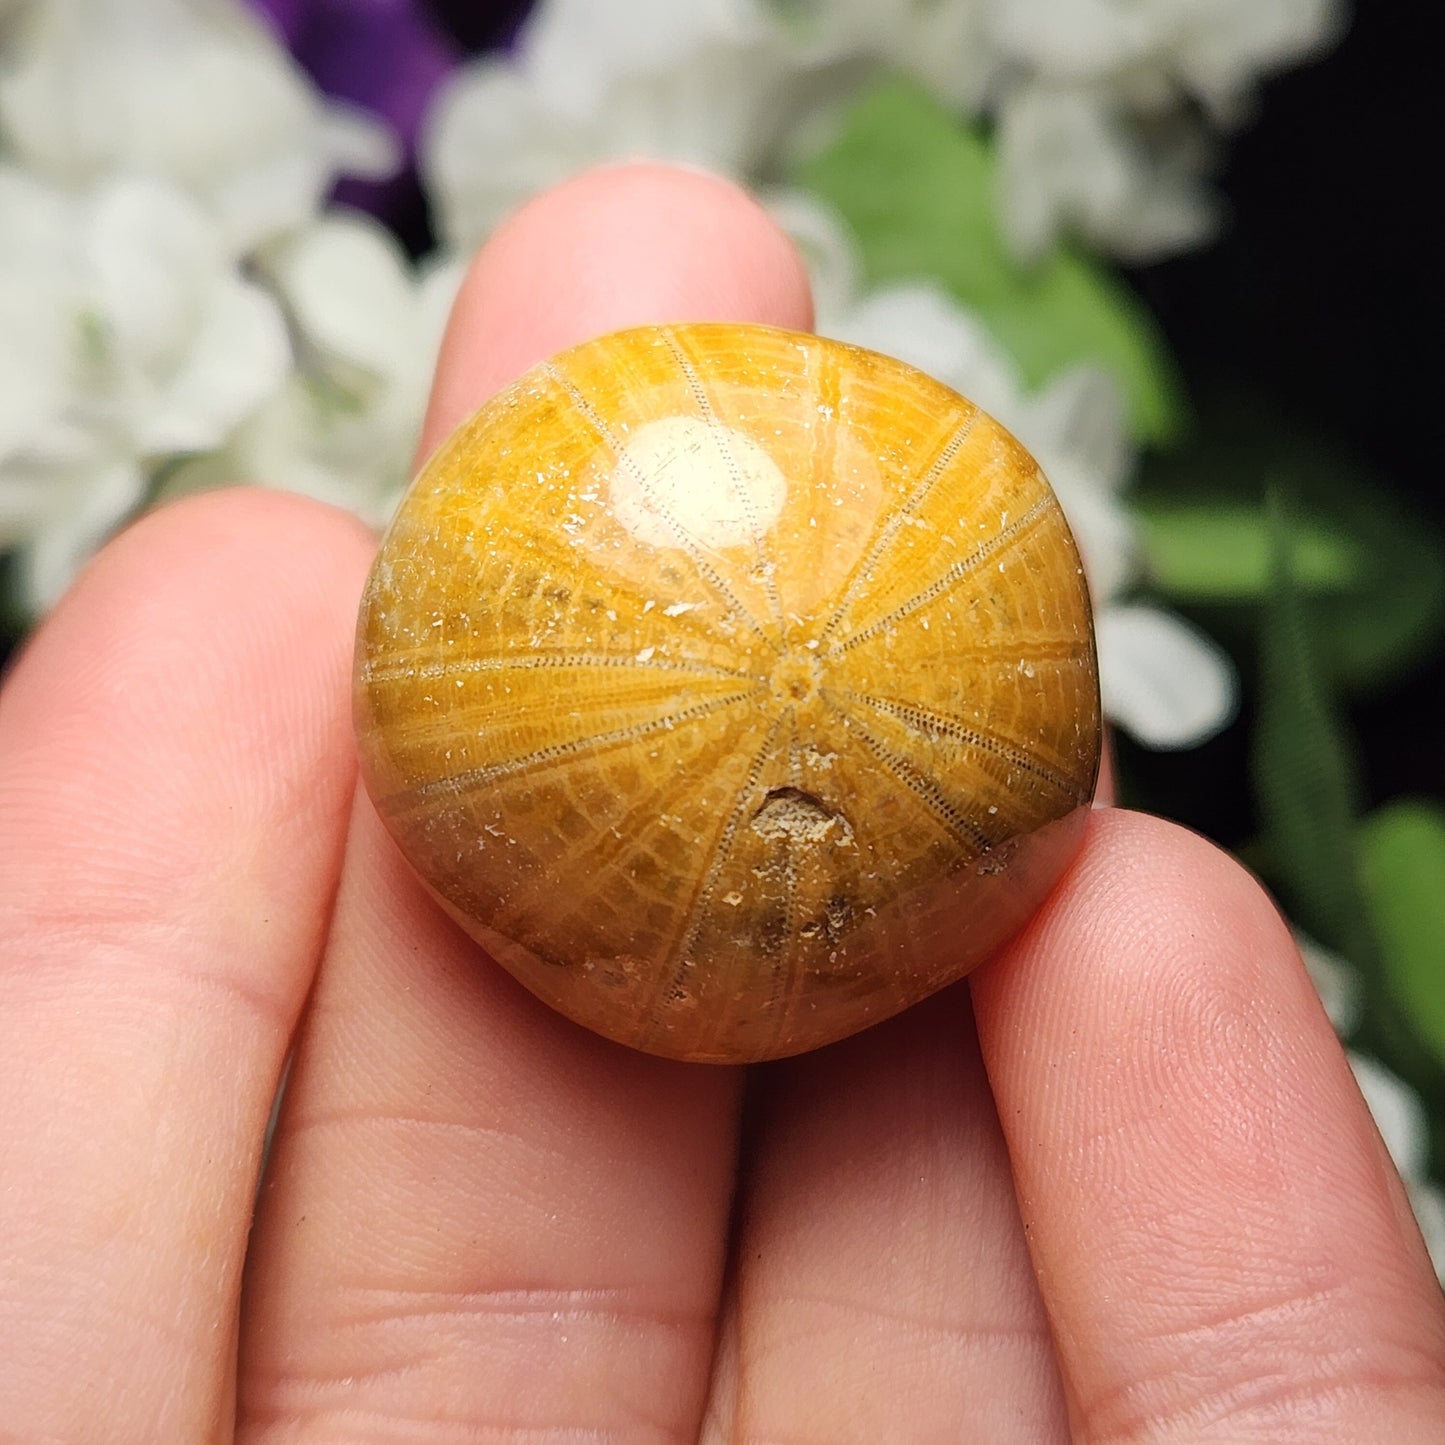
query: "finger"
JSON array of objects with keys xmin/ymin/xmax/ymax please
[
  {"xmin": 0, "ymin": 490, "xmax": 374, "ymax": 1443},
  {"xmin": 973, "ymin": 809, "xmax": 1445, "ymax": 1442},
  {"xmin": 421, "ymin": 160, "xmax": 814, "ymax": 451},
  {"xmin": 238, "ymin": 163, "xmax": 815, "ymax": 1441},
  {"xmin": 707, "ymin": 991, "xmax": 1069, "ymax": 1443}
]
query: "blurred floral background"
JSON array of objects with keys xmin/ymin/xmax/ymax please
[{"xmin": 2, "ymin": 0, "xmax": 1442, "ymax": 1264}]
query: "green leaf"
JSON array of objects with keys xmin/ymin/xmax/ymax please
[
  {"xmin": 1250, "ymin": 487, "xmax": 1377, "ymax": 968},
  {"xmin": 1360, "ymin": 801, "xmax": 1445, "ymax": 1070},
  {"xmin": 794, "ymin": 76, "xmax": 1184, "ymax": 444},
  {"xmin": 1135, "ymin": 398, "xmax": 1445, "ymax": 691},
  {"xmin": 1135, "ymin": 497, "xmax": 1364, "ymax": 600}
]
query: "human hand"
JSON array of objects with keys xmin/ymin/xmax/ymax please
[{"xmin": 3, "ymin": 164, "xmax": 1443, "ymax": 1443}]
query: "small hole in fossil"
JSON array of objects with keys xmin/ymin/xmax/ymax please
[{"xmin": 750, "ymin": 786, "xmax": 852, "ymax": 845}]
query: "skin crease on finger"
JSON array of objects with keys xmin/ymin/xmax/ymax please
[{"xmin": 2, "ymin": 161, "xmax": 1442, "ymax": 1444}]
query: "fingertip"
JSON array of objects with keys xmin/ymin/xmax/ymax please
[
  {"xmin": 50, "ymin": 485, "xmax": 373, "ymax": 616},
  {"xmin": 1016, "ymin": 808, "xmax": 1292, "ymax": 996},
  {"xmin": 0, "ymin": 486, "xmax": 379, "ymax": 888},
  {"xmin": 974, "ymin": 807, "xmax": 1314, "ymax": 1094},
  {"xmin": 421, "ymin": 162, "xmax": 815, "ymax": 454}
]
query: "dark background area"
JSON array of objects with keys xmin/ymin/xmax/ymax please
[
  {"xmin": 1120, "ymin": 0, "xmax": 1443, "ymax": 842},
  {"xmin": 1137, "ymin": 1, "xmax": 1435, "ymax": 515}
]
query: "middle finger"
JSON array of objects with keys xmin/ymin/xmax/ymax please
[{"xmin": 711, "ymin": 987, "xmax": 1068, "ymax": 1441}]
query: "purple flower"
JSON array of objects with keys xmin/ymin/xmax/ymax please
[
  {"xmin": 250, "ymin": 0, "xmax": 459, "ymax": 154},
  {"xmin": 246, "ymin": 0, "xmax": 536, "ymax": 223}
]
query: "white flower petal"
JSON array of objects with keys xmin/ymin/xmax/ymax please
[
  {"xmin": 1036, "ymin": 462, "xmax": 1138, "ymax": 603},
  {"xmin": 416, "ymin": 251, "xmax": 467, "ymax": 346},
  {"xmin": 133, "ymin": 276, "xmax": 290, "ymax": 454},
  {"xmin": 12, "ymin": 452, "xmax": 146, "ymax": 610},
  {"xmin": 0, "ymin": 162, "xmax": 77, "ymax": 256},
  {"xmin": 2, "ymin": 163, "xmax": 294, "ymax": 580},
  {"xmin": 1350, "ymin": 1053, "xmax": 1430, "ymax": 1182},
  {"xmin": 995, "ymin": 82, "xmax": 1217, "ymax": 263},
  {"xmin": 1096, "ymin": 602, "xmax": 1237, "ymax": 747},
  {"xmin": 979, "ymin": 0, "xmax": 1338, "ymax": 264},
  {"xmin": 768, "ymin": 0, "xmax": 991, "ymax": 109},
  {"xmin": 1347, "ymin": 1055, "xmax": 1445, "ymax": 1281},
  {"xmin": 423, "ymin": 58, "xmax": 590, "ymax": 251},
  {"xmin": 209, "ymin": 148, "xmax": 331, "ymax": 255},
  {"xmin": 85, "ymin": 178, "xmax": 219, "ymax": 374},
  {"xmin": 524, "ymin": 0, "xmax": 768, "ymax": 118},
  {"xmin": 764, "ymin": 188, "xmax": 861, "ymax": 330},
  {"xmin": 1014, "ymin": 366, "xmax": 1139, "ymax": 600},
  {"xmin": 208, "ymin": 370, "xmax": 413, "ymax": 524},
  {"xmin": 267, "ymin": 215, "xmax": 416, "ymax": 380},
  {"xmin": 1028, "ymin": 365, "xmax": 1134, "ymax": 494},
  {"xmin": 1175, "ymin": 0, "xmax": 1344, "ymax": 118},
  {"xmin": 983, "ymin": 0, "xmax": 1341, "ymax": 106},
  {"xmin": 166, "ymin": 234, "xmax": 461, "ymax": 528},
  {"xmin": 984, "ymin": 0, "xmax": 1155, "ymax": 85},
  {"xmin": 423, "ymin": 1, "xmax": 799, "ymax": 253},
  {"xmin": 0, "ymin": 168, "xmax": 82, "ymax": 461},
  {"xmin": 0, "ymin": 0, "xmax": 379, "ymax": 252},
  {"xmin": 1406, "ymin": 1180, "xmax": 1445, "ymax": 1285},
  {"xmin": 319, "ymin": 102, "xmax": 401, "ymax": 182},
  {"xmin": 0, "ymin": 300, "xmax": 71, "ymax": 465},
  {"xmin": 608, "ymin": 56, "xmax": 790, "ymax": 181},
  {"xmin": 68, "ymin": 175, "xmax": 291, "ymax": 455}
]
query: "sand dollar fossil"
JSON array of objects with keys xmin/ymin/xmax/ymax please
[{"xmin": 355, "ymin": 322, "xmax": 1101, "ymax": 1063}]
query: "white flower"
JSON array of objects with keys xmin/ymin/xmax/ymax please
[
  {"xmin": 0, "ymin": 171, "xmax": 77, "ymax": 475},
  {"xmin": 425, "ymin": 0, "xmax": 805, "ymax": 253},
  {"xmin": 425, "ymin": 0, "xmax": 996, "ymax": 258},
  {"xmin": 980, "ymin": 0, "xmax": 1341, "ymax": 259},
  {"xmin": 994, "ymin": 82, "xmax": 1218, "ymax": 262},
  {"xmin": 1095, "ymin": 603, "xmax": 1238, "ymax": 748},
  {"xmin": 166, "ymin": 213, "xmax": 462, "ymax": 524},
  {"xmin": 781, "ymin": 206, "xmax": 1235, "ymax": 748},
  {"xmin": 982, "ymin": 0, "xmax": 1343, "ymax": 119},
  {"xmin": 1350, "ymin": 1053, "xmax": 1445, "ymax": 1283},
  {"xmin": 4, "ymin": 455, "xmax": 147, "ymax": 611},
  {"xmin": 0, "ymin": 168, "xmax": 291, "ymax": 608},
  {"xmin": 419, "ymin": 0, "xmax": 1344, "ymax": 268},
  {"xmin": 764, "ymin": 0, "xmax": 993, "ymax": 110},
  {"xmin": 1173, "ymin": 0, "xmax": 1344, "ymax": 119},
  {"xmin": 0, "ymin": 0, "xmax": 397, "ymax": 254}
]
